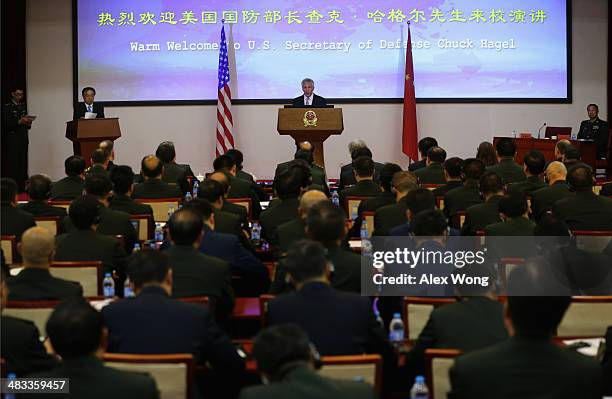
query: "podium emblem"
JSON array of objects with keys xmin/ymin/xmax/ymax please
[{"xmin": 303, "ymin": 110, "xmax": 317, "ymax": 127}]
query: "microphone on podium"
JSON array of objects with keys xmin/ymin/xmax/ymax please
[{"xmin": 538, "ymin": 122, "xmax": 547, "ymax": 139}]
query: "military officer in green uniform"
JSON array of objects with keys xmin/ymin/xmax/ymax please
[{"xmin": 2, "ymin": 89, "xmax": 35, "ymax": 191}]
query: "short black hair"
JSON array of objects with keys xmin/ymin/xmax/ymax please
[
  {"xmin": 555, "ymin": 140, "xmax": 571, "ymax": 156},
  {"xmin": 587, "ymin": 103, "xmax": 599, "ymax": 111},
  {"xmin": 418, "ymin": 137, "xmax": 438, "ymax": 157},
  {"xmin": 198, "ymin": 179, "xmax": 225, "ymax": 203},
  {"xmin": 479, "ymin": 172, "xmax": 504, "ymax": 196},
  {"xmin": 109, "ymin": 165, "xmax": 134, "ymax": 195},
  {"xmin": 564, "ymin": 146, "xmax": 580, "ymax": 161},
  {"xmin": 1, "ymin": 178, "xmax": 18, "ymax": 203},
  {"xmin": 69, "ymin": 195, "xmax": 101, "ymax": 230},
  {"xmin": 412, "ymin": 209, "xmax": 447, "ymax": 236},
  {"xmin": 127, "ymin": 251, "xmax": 170, "ymax": 289},
  {"xmin": 283, "ymin": 239, "xmax": 328, "ymax": 283},
  {"xmin": 168, "ymin": 208, "xmax": 203, "ymax": 246},
  {"xmin": 403, "ymin": 188, "xmax": 436, "ymax": 216},
  {"xmin": 427, "ymin": 147, "xmax": 447, "ymax": 164},
  {"xmin": 524, "ymin": 150, "xmax": 545, "ymax": 175},
  {"xmin": 85, "ymin": 174, "xmax": 113, "ymax": 197},
  {"xmin": 305, "ymin": 201, "xmax": 346, "ymax": 246},
  {"xmin": 288, "ymin": 161, "xmax": 311, "ymax": 189},
  {"xmin": 453, "ymin": 262, "xmax": 496, "ymax": 296},
  {"xmin": 274, "ymin": 169, "xmax": 302, "ymax": 200},
  {"xmin": 379, "ymin": 163, "xmax": 402, "ymax": 192},
  {"xmin": 183, "ymin": 198, "xmax": 214, "ymax": 220},
  {"xmin": 213, "ymin": 155, "xmax": 235, "ymax": 171},
  {"xmin": 567, "ymin": 164, "xmax": 593, "ymax": 191},
  {"xmin": 155, "ymin": 141, "xmax": 176, "ymax": 163},
  {"xmin": 46, "ymin": 298, "xmax": 103, "ymax": 359},
  {"xmin": 353, "ymin": 156, "xmax": 374, "ymax": 178},
  {"xmin": 90, "ymin": 148, "xmax": 108, "ymax": 165},
  {"xmin": 65, "ymin": 155, "xmax": 86, "ymax": 177},
  {"xmin": 495, "ymin": 138, "xmax": 517, "ymax": 157},
  {"xmin": 443, "ymin": 157, "xmax": 463, "ymax": 178},
  {"xmin": 225, "ymin": 149, "xmax": 244, "ymax": 169},
  {"xmin": 141, "ymin": 155, "xmax": 163, "ymax": 178},
  {"xmin": 294, "ymin": 149, "xmax": 314, "ymax": 165},
  {"xmin": 499, "ymin": 193, "xmax": 528, "ymax": 218},
  {"xmin": 350, "ymin": 146, "xmax": 372, "ymax": 160},
  {"xmin": 507, "ymin": 296, "xmax": 571, "ymax": 338},
  {"xmin": 81, "ymin": 86, "xmax": 96, "ymax": 96},
  {"xmin": 463, "ymin": 158, "xmax": 486, "ymax": 180},
  {"xmin": 252, "ymin": 324, "xmax": 312, "ymax": 376},
  {"xmin": 26, "ymin": 174, "xmax": 52, "ymax": 200},
  {"xmin": 207, "ymin": 172, "xmax": 230, "ymax": 194},
  {"xmin": 534, "ymin": 214, "xmax": 570, "ymax": 237}
]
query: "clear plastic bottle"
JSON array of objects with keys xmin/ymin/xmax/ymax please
[
  {"xmin": 192, "ymin": 179, "xmax": 199, "ymax": 198},
  {"xmin": 331, "ymin": 190, "xmax": 340, "ymax": 206},
  {"xmin": 103, "ymin": 273, "xmax": 115, "ymax": 298},
  {"xmin": 251, "ymin": 221, "xmax": 261, "ymax": 246},
  {"xmin": 360, "ymin": 220, "xmax": 369, "ymax": 239},
  {"xmin": 154, "ymin": 224, "xmax": 164, "ymax": 242},
  {"xmin": 389, "ymin": 312, "xmax": 405, "ymax": 345},
  {"xmin": 167, "ymin": 206, "xmax": 175, "ymax": 220},
  {"xmin": 184, "ymin": 192, "xmax": 192, "ymax": 202},
  {"xmin": 410, "ymin": 375, "xmax": 429, "ymax": 399},
  {"xmin": 6, "ymin": 373, "xmax": 17, "ymax": 399},
  {"xmin": 124, "ymin": 277, "xmax": 134, "ymax": 298},
  {"xmin": 132, "ymin": 243, "xmax": 141, "ymax": 253}
]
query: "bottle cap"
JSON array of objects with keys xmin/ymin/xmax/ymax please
[
  {"xmin": 416, "ymin": 375, "xmax": 425, "ymax": 383},
  {"xmin": 104, "ymin": 272, "xmax": 111, "ymax": 277},
  {"xmin": 393, "ymin": 312, "xmax": 401, "ymax": 318}
]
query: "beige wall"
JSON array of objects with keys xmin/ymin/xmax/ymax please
[{"xmin": 27, "ymin": 0, "xmax": 608, "ymax": 180}]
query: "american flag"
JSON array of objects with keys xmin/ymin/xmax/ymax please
[{"xmin": 216, "ymin": 24, "xmax": 235, "ymax": 157}]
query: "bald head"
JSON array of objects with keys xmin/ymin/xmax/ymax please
[
  {"xmin": 208, "ymin": 171, "xmax": 230, "ymax": 192},
  {"xmin": 298, "ymin": 190, "xmax": 328, "ymax": 218},
  {"xmin": 20, "ymin": 227, "xmax": 55, "ymax": 267},
  {"xmin": 298, "ymin": 141, "xmax": 313, "ymax": 152},
  {"xmin": 545, "ymin": 161, "xmax": 567, "ymax": 185},
  {"xmin": 554, "ymin": 139, "xmax": 571, "ymax": 160},
  {"xmin": 141, "ymin": 155, "xmax": 163, "ymax": 179}
]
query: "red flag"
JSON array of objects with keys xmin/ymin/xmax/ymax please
[{"xmin": 402, "ymin": 23, "xmax": 418, "ymax": 161}]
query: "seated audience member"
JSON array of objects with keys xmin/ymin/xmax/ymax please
[
  {"xmin": 389, "ymin": 188, "xmax": 449, "ymax": 236},
  {"xmin": 476, "ymin": 141, "xmax": 497, "ymax": 167},
  {"xmin": 373, "ymin": 171, "xmax": 418, "ymax": 236},
  {"xmin": 163, "ymin": 208, "xmax": 234, "ymax": 317},
  {"xmin": 405, "ymin": 263, "xmax": 507, "ymax": 380},
  {"xmin": 294, "ymin": 149, "xmax": 328, "ymax": 193},
  {"xmin": 33, "ymin": 299, "xmax": 160, "ymax": 399},
  {"xmin": 507, "ymin": 150, "xmax": 546, "ymax": 196},
  {"xmin": 461, "ymin": 172, "xmax": 504, "ymax": 235},
  {"xmin": 213, "ymin": 154, "xmax": 262, "ymax": 218},
  {"xmin": 102, "ymin": 251, "xmax": 245, "ymax": 398},
  {"xmin": 276, "ymin": 190, "xmax": 328, "ymax": 256},
  {"xmin": 553, "ymin": 164, "xmax": 612, "ymax": 230},
  {"xmin": 339, "ymin": 156, "xmax": 381, "ymax": 207},
  {"xmin": 226, "ymin": 148, "xmax": 268, "ymax": 201},
  {"xmin": 133, "ymin": 155, "xmax": 182, "ymax": 199},
  {"xmin": 55, "ymin": 195, "xmax": 127, "ymax": 275},
  {"xmin": 601, "ymin": 182, "xmax": 612, "ymax": 197},
  {"xmin": 414, "ymin": 146, "xmax": 447, "ymax": 185},
  {"xmin": 108, "ymin": 166, "xmax": 153, "ymax": 215},
  {"xmin": 184, "ymin": 199, "xmax": 269, "ymax": 296},
  {"xmin": 486, "ymin": 138, "xmax": 526, "ymax": 184},
  {"xmin": 86, "ymin": 148, "xmax": 110, "ymax": 179},
  {"xmin": 98, "ymin": 140, "xmax": 116, "ymax": 173},
  {"xmin": 239, "ymin": 324, "xmax": 376, "ymax": 399},
  {"xmin": 409, "ymin": 137, "xmax": 438, "ymax": 172},
  {"xmin": 20, "ymin": 174, "xmax": 67, "ymax": 219},
  {"xmin": 433, "ymin": 157, "xmax": 464, "ymax": 196},
  {"xmin": 260, "ymin": 168, "xmax": 302, "ymax": 244},
  {"xmin": 1, "ymin": 267, "xmax": 57, "ymax": 376},
  {"xmin": 554, "ymin": 139, "xmax": 572, "ymax": 162},
  {"xmin": 200, "ymin": 176, "xmax": 248, "ymax": 228},
  {"xmin": 50, "ymin": 155, "xmax": 86, "ymax": 200},
  {"xmin": 339, "ymin": 141, "xmax": 385, "ymax": 190},
  {"xmin": 8, "ymin": 227, "xmax": 82, "ymax": 300},
  {"xmin": 1, "ymin": 178, "xmax": 36, "ymax": 242},
  {"xmin": 485, "ymin": 193, "xmax": 535, "ymax": 236},
  {"xmin": 267, "ymin": 240, "xmax": 396, "ymax": 363},
  {"xmin": 531, "ymin": 161, "xmax": 572, "ymax": 219},
  {"xmin": 444, "ymin": 158, "xmax": 485, "ymax": 226},
  {"xmin": 275, "ymin": 141, "xmax": 317, "ymax": 177},
  {"xmin": 155, "ymin": 141, "xmax": 192, "ymax": 195},
  {"xmin": 562, "ymin": 145, "xmax": 582, "ymax": 170},
  {"xmin": 449, "ymin": 296, "xmax": 603, "ymax": 398}
]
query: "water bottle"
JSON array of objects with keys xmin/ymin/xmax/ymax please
[
  {"xmin": 360, "ymin": 219, "xmax": 369, "ymax": 239},
  {"xmin": 6, "ymin": 373, "xmax": 17, "ymax": 399},
  {"xmin": 124, "ymin": 277, "xmax": 134, "ymax": 298},
  {"xmin": 389, "ymin": 312, "xmax": 405, "ymax": 346},
  {"xmin": 184, "ymin": 192, "xmax": 192, "ymax": 202},
  {"xmin": 167, "ymin": 206, "xmax": 175, "ymax": 220},
  {"xmin": 192, "ymin": 179, "xmax": 199, "ymax": 198},
  {"xmin": 251, "ymin": 221, "xmax": 261, "ymax": 246},
  {"xmin": 154, "ymin": 224, "xmax": 164, "ymax": 242},
  {"xmin": 374, "ymin": 310, "xmax": 384, "ymax": 328},
  {"xmin": 410, "ymin": 375, "xmax": 429, "ymax": 399},
  {"xmin": 331, "ymin": 190, "xmax": 340, "ymax": 206},
  {"xmin": 103, "ymin": 273, "xmax": 115, "ymax": 298},
  {"xmin": 133, "ymin": 243, "xmax": 141, "ymax": 253}
]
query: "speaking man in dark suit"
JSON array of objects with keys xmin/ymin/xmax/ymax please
[
  {"xmin": 460, "ymin": 172, "xmax": 504, "ymax": 236},
  {"xmin": 291, "ymin": 78, "xmax": 327, "ymax": 107},
  {"xmin": 8, "ymin": 227, "xmax": 82, "ymax": 301},
  {"xmin": 1, "ymin": 178, "xmax": 36, "ymax": 242},
  {"xmin": 578, "ymin": 103, "xmax": 609, "ymax": 158},
  {"xmin": 33, "ymin": 299, "xmax": 159, "ymax": 399},
  {"xmin": 108, "ymin": 166, "xmax": 153, "ymax": 216},
  {"xmin": 449, "ymin": 295, "xmax": 604, "ymax": 399},
  {"xmin": 531, "ymin": 161, "xmax": 572, "ymax": 219},
  {"xmin": 50, "ymin": 156, "xmax": 86, "ymax": 200},
  {"xmin": 19, "ymin": 175, "xmax": 67, "ymax": 220},
  {"xmin": 102, "ymin": 251, "xmax": 245, "ymax": 398},
  {"xmin": 133, "ymin": 155, "xmax": 182, "ymax": 199},
  {"xmin": 73, "ymin": 86, "xmax": 105, "ymax": 119}
]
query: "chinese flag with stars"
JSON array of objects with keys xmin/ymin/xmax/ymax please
[{"xmin": 402, "ymin": 23, "xmax": 418, "ymax": 161}]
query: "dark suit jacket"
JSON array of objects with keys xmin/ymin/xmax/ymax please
[
  {"xmin": 339, "ymin": 180, "xmax": 381, "ymax": 210},
  {"xmin": 222, "ymin": 201, "xmax": 249, "ymax": 228},
  {"xmin": 276, "ymin": 218, "xmax": 306, "ymax": 256},
  {"xmin": 31, "ymin": 356, "xmax": 159, "ymax": 399},
  {"xmin": 443, "ymin": 181, "xmax": 483, "ymax": 224},
  {"xmin": 578, "ymin": 118, "xmax": 609, "ymax": 158},
  {"xmin": 373, "ymin": 201, "xmax": 407, "ymax": 236},
  {"xmin": 408, "ymin": 159, "xmax": 426, "ymax": 172},
  {"xmin": 19, "ymin": 200, "xmax": 67, "ymax": 219},
  {"xmin": 54, "ymin": 229, "xmax": 127, "ymax": 274},
  {"xmin": 109, "ymin": 194, "xmax": 154, "ymax": 216},
  {"xmin": 86, "ymin": 164, "xmax": 110, "ymax": 180},
  {"xmin": 1, "ymin": 315, "xmax": 57, "ymax": 377},
  {"xmin": 164, "ymin": 244, "xmax": 234, "ymax": 318},
  {"xmin": 133, "ymin": 179, "xmax": 182, "ymax": 199},
  {"xmin": 162, "ymin": 162, "xmax": 190, "ymax": 195},
  {"xmin": 50, "ymin": 176, "xmax": 84, "ymax": 200},
  {"xmin": 73, "ymin": 102, "xmax": 105, "ymax": 119},
  {"xmin": 260, "ymin": 197, "xmax": 299, "ymax": 245},
  {"xmin": 485, "ymin": 217, "xmax": 535, "ymax": 236},
  {"xmin": 239, "ymin": 364, "xmax": 376, "ymax": 399},
  {"xmin": 486, "ymin": 158, "xmax": 526, "ymax": 184},
  {"xmin": 531, "ymin": 180, "xmax": 573, "ymax": 219},
  {"xmin": 228, "ymin": 176, "xmax": 262, "ymax": 218},
  {"xmin": 507, "ymin": 175, "xmax": 546, "ymax": 196},
  {"xmin": 338, "ymin": 162, "xmax": 384, "ymax": 191},
  {"xmin": 349, "ymin": 191, "xmax": 396, "ymax": 238},
  {"xmin": 213, "ymin": 209, "xmax": 243, "ymax": 237},
  {"xmin": 328, "ymin": 246, "xmax": 361, "ymax": 293},
  {"xmin": 449, "ymin": 336, "xmax": 603, "ymax": 399},
  {"xmin": 8, "ymin": 268, "xmax": 83, "ymax": 301},
  {"xmin": 236, "ymin": 169, "xmax": 255, "ymax": 183},
  {"xmin": 414, "ymin": 163, "xmax": 446, "ymax": 185},
  {"xmin": 553, "ymin": 190, "xmax": 612, "ymax": 231},
  {"xmin": 291, "ymin": 93, "xmax": 327, "ymax": 108},
  {"xmin": 460, "ymin": 195, "xmax": 503, "ymax": 236},
  {"xmin": 432, "ymin": 180, "xmax": 464, "ymax": 197},
  {"xmin": 1, "ymin": 203, "xmax": 36, "ymax": 241},
  {"xmin": 600, "ymin": 183, "xmax": 612, "ymax": 197}
]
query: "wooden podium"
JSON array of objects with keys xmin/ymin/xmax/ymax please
[
  {"xmin": 66, "ymin": 118, "xmax": 121, "ymax": 165},
  {"xmin": 277, "ymin": 108, "xmax": 343, "ymax": 168}
]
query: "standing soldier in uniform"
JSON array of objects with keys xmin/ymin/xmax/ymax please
[{"xmin": 2, "ymin": 89, "xmax": 35, "ymax": 191}]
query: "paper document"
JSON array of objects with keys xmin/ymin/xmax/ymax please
[{"xmin": 84, "ymin": 112, "xmax": 97, "ymax": 119}]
